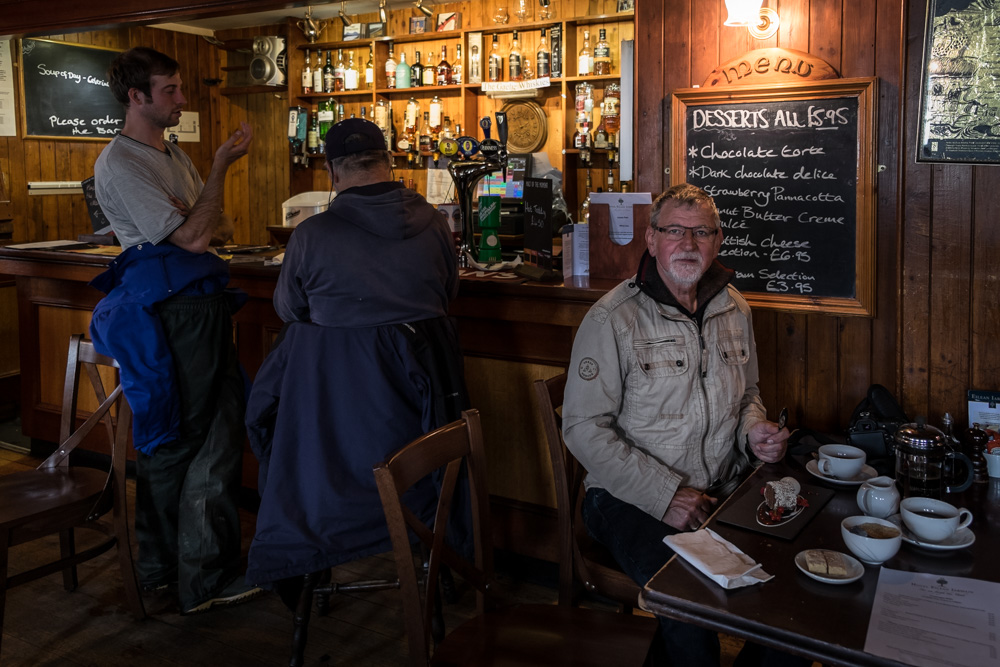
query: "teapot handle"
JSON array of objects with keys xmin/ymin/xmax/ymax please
[{"xmin": 945, "ymin": 451, "xmax": 974, "ymax": 494}]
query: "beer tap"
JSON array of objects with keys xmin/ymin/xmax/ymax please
[{"xmin": 447, "ymin": 111, "xmax": 509, "ymax": 267}]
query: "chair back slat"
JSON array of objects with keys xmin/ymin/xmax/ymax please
[{"xmin": 374, "ymin": 409, "xmax": 494, "ymax": 666}]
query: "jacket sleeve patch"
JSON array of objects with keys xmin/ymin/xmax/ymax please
[{"xmin": 578, "ymin": 357, "xmax": 599, "ymax": 381}]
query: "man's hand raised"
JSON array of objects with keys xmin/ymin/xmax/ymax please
[{"xmin": 214, "ymin": 121, "xmax": 253, "ymax": 167}]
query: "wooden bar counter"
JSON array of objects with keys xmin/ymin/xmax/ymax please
[{"xmin": 0, "ymin": 246, "xmax": 617, "ymax": 562}]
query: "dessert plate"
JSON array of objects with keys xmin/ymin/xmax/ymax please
[
  {"xmin": 756, "ymin": 496, "xmax": 806, "ymax": 527},
  {"xmin": 795, "ymin": 549, "xmax": 864, "ymax": 585},
  {"xmin": 806, "ymin": 459, "xmax": 877, "ymax": 486}
]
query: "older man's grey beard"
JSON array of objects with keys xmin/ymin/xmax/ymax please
[{"xmin": 664, "ymin": 251, "xmax": 705, "ymax": 287}]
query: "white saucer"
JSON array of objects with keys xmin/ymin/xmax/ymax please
[
  {"xmin": 886, "ymin": 515, "xmax": 977, "ymax": 551},
  {"xmin": 795, "ymin": 549, "xmax": 864, "ymax": 585},
  {"xmin": 805, "ymin": 459, "xmax": 877, "ymax": 486}
]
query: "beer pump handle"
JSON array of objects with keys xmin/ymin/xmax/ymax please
[
  {"xmin": 494, "ymin": 111, "xmax": 508, "ymax": 179},
  {"xmin": 480, "ymin": 116, "xmax": 492, "ymax": 140}
]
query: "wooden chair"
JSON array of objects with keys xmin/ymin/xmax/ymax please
[
  {"xmin": 533, "ymin": 373, "xmax": 643, "ymax": 610},
  {"xmin": 0, "ymin": 334, "xmax": 145, "ymax": 657},
  {"xmin": 374, "ymin": 408, "xmax": 657, "ymax": 667}
]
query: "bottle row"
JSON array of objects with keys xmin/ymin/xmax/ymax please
[{"xmin": 297, "ymin": 26, "xmax": 619, "ymax": 94}]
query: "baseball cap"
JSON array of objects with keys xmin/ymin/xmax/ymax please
[{"xmin": 324, "ymin": 118, "xmax": 386, "ymax": 159}]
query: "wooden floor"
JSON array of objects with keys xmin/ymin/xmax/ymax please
[{"xmin": 0, "ymin": 447, "xmax": 766, "ymax": 666}]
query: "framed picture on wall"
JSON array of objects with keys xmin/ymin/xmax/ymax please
[
  {"xmin": 617, "ymin": 0, "xmax": 635, "ymax": 11},
  {"xmin": 409, "ymin": 17, "xmax": 427, "ymax": 34},
  {"xmin": 916, "ymin": 0, "xmax": 1000, "ymax": 163}
]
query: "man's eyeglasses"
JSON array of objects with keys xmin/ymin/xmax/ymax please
[{"xmin": 650, "ymin": 224, "xmax": 719, "ymax": 242}]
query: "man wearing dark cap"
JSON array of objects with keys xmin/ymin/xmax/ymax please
[{"xmin": 245, "ymin": 118, "xmax": 466, "ymax": 616}]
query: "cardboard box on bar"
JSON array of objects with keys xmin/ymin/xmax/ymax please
[{"xmin": 588, "ymin": 202, "xmax": 651, "ymax": 280}]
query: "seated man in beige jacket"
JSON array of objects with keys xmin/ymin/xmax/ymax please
[{"xmin": 563, "ymin": 183, "xmax": 803, "ymax": 667}]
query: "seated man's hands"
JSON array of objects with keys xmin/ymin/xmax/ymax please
[
  {"xmin": 748, "ymin": 420, "xmax": 790, "ymax": 463},
  {"xmin": 662, "ymin": 487, "xmax": 718, "ymax": 532}
]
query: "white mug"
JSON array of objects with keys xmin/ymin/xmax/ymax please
[
  {"xmin": 817, "ymin": 444, "xmax": 866, "ymax": 480},
  {"xmin": 856, "ymin": 476, "xmax": 900, "ymax": 518},
  {"xmin": 900, "ymin": 497, "xmax": 973, "ymax": 543}
]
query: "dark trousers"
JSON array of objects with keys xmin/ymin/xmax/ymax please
[
  {"xmin": 135, "ymin": 293, "xmax": 245, "ymax": 610},
  {"xmin": 581, "ymin": 488, "xmax": 811, "ymax": 667}
]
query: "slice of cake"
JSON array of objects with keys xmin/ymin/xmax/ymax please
[
  {"xmin": 804, "ymin": 550, "xmax": 848, "ymax": 577},
  {"xmin": 763, "ymin": 476, "xmax": 801, "ymax": 512}
]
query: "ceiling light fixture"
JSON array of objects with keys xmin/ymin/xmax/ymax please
[
  {"xmin": 379, "ymin": 0, "xmax": 388, "ymax": 23},
  {"xmin": 723, "ymin": 0, "xmax": 764, "ymax": 27},
  {"xmin": 339, "ymin": 2, "xmax": 353, "ymax": 27}
]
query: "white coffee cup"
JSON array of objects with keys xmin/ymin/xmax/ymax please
[
  {"xmin": 900, "ymin": 497, "xmax": 973, "ymax": 543},
  {"xmin": 856, "ymin": 476, "xmax": 900, "ymax": 518},
  {"xmin": 817, "ymin": 444, "xmax": 866, "ymax": 480}
]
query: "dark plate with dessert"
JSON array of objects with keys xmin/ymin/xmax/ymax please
[{"xmin": 717, "ymin": 477, "xmax": 836, "ymax": 540}]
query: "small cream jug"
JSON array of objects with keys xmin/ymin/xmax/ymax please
[{"xmin": 857, "ymin": 475, "xmax": 901, "ymax": 518}]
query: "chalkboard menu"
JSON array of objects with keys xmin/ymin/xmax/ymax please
[
  {"xmin": 20, "ymin": 39, "xmax": 123, "ymax": 140},
  {"xmin": 523, "ymin": 177, "xmax": 553, "ymax": 268},
  {"xmin": 672, "ymin": 78, "xmax": 877, "ymax": 316}
]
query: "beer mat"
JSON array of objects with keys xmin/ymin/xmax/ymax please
[
  {"xmin": 715, "ymin": 480, "xmax": 835, "ymax": 541},
  {"xmin": 458, "ymin": 267, "xmax": 527, "ymax": 283}
]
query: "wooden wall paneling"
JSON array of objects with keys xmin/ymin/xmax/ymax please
[
  {"xmin": 899, "ymin": 0, "xmax": 932, "ymax": 419},
  {"xmin": 860, "ymin": 0, "xmax": 905, "ymax": 424},
  {"xmin": 805, "ymin": 315, "xmax": 840, "ymax": 430},
  {"xmin": 776, "ymin": 0, "xmax": 809, "ymax": 51},
  {"xmin": 689, "ymin": 0, "xmax": 720, "ymax": 87},
  {"xmin": 753, "ymin": 312, "xmax": 779, "ymax": 419},
  {"xmin": 635, "ymin": 0, "xmax": 665, "ymax": 195},
  {"xmin": 928, "ymin": 164, "xmax": 972, "ymax": 422},
  {"xmin": 777, "ymin": 313, "xmax": 808, "ymax": 423},
  {"xmin": 809, "ymin": 0, "xmax": 844, "ymax": 75},
  {"xmin": 841, "ymin": 0, "xmax": 875, "ymax": 77},
  {"xmin": 53, "ymin": 143, "xmax": 73, "ymax": 239},
  {"xmin": 970, "ymin": 168, "xmax": 1000, "ymax": 394}
]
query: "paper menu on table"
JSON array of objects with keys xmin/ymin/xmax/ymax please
[
  {"xmin": 864, "ymin": 568, "xmax": 1000, "ymax": 667},
  {"xmin": 968, "ymin": 389, "xmax": 1000, "ymax": 431}
]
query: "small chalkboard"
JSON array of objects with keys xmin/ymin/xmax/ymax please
[
  {"xmin": 20, "ymin": 39, "xmax": 124, "ymax": 140},
  {"xmin": 522, "ymin": 177, "xmax": 552, "ymax": 268},
  {"xmin": 672, "ymin": 78, "xmax": 877, "ymax": 316}
]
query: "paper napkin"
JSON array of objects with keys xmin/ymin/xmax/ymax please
[{"xmin": 665, "ymin": 528, "xmax": 773, "ymax": 589}]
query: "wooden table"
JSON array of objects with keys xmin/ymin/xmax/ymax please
[{"xmin": 639, "ymin": 457, "xmax": 1000, "ymax": 667}]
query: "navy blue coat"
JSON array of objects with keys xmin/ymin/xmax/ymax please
[{"xmin": 245, "ymin": 317, "xmax": 468, "ymax": 585}]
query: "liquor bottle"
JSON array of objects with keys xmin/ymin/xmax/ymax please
[
  {"xmin": 301, "ymin": 49, "xmax": 313, "ymax": 94},
  {"xmin": 385, "ymin": 43, "xmax": 397, "ymax": 89},
  {"xmin": 488, "ymin": 34, "xmax": 503, "ymax": 82},
  {"xmin": 422, "ymin": 56, "xmax": 436, "ymax": 87},
  {"xmin": 593, "ymin": 110, "xmax": 608, "ymax": 150},
  {"xmin": 345, "ymin": 51, "xmax": 360, "ymax": 91},
  {"xmin": 451, "ymin": 45, "xmax": 463, "ymax": 84},
  {"xmin": 374, "ymin": 98, "xmax": 390, "ymax": 148},
  {"xmin": 603, "ymin": 81, "xmax": 621, "ymax": 136},
  {"xmin": 594, "ymin": 28, "xmax": 612, "ymax": 75},
  {"xmin": 436, "ymin": 46, "xmax": 452, "ymax": 86},
  {"xmin": 411, "ymin": 51, "xmax": 424, "ymax": 88},
  {"xmin": 419, "ymin": 111, "xmax": 432, "ymax": 152},
  {"xmin": 307, "ymin": 110, "xmax": 320, "ymax": 154},
  {"xmin": 536, "ymin": 28, "xmax": 551, "ymax": 78},
  {"xmin": 508, "ymin": 30, "xmax": 524, "ymax": 81},
  {"xmin": 313, "ymin": 50, "xmax": 324, "ymax": 93},
  {"xmin": 318, "ymin": 99, "xmax": 335, "ymax": 147},
  {"xmin": 323, "ymin": 50, "xmax": 335, "ymax": 93},
  {"xmin": 442, "ymin": 115, "xmax": 453, "ymax": 138},
  {"xmin": 578, "ymin": 29, "xmax": 593, "ymax": 76},
  {"xmin": 387, "ymin": 101, "xmax": 396, "ymax": 150},
  {"xmin": 401, "ymin": 96, "xmax": 420, "ymax": 152},
  {"xmin": 360, "ymin": 105, "xmax": 368, "ymax": 120},
  {"xmin": 395, "ymin": 52, "xmax": 411, "ymax": 88},
  {"xmin": 469, "ymin": 43, "xmax": 482, "ymax": 82},
  {"xmin": 338, "ymin": 103, "xmax": 347, "ymax": 122},
  {"xmin": 330, "ymin": 49, "xmax": 343, "ymax": 91},
  {"xmin": 429, "ymin": 95, "xmax": 443, "ymax": 137},
  {"xmin": 365, "ymin": 47, "xmax": 375, "ymax": 90}
]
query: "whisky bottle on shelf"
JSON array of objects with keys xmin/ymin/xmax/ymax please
[
  {"xmin": 411, "ymin": 51, "xmax": 424, "ymax": 88},
  {"xmin": 594, "ymin": 28, "xmax": 612, "ymax": 75},
  {"xmin": 385, "ymin": 43, "xmax": 397, "ymax": 89},
  {"xmin": 395, "ymin": 52, "xmax": 411, "ymax": 88},
  {"xmin": 429, "ymin": 95, "xmax": 443, "ymax": 137},
  {"xmin": 593, "ymin": 110, "xmax": 608, "ymax": 150},
  {"xmin": 334, "ymin": 49, "xmax": 346, "ymax": 91},
  {"xmin": 578, "ymin": 29, "xmax": 593, "ymax": 76},
  {"xmin": 344, "ymin": 51, "xmax": 360, "ymax": 91},
  {"xmin": 313, "ymin": 50, "xmax": 324, "ymax": 94},
  {"xmin": 323, "ymin": 50, "xmax": 335, "ymax": 93},
  {"xmin": 508, "ymin": 30, "xmax": 524, "ymax": 81},
  {"xmin": 307, "ymin": 110, "xmax": 320, "ymax": 154},
  {"xmin": 302, "ymin": 49, "xmax": 313, "ymax": 94},
  {"xmin": 451, "ymin": 45, "xmax": 463, "ymax": 84},
  {"xmin": 436, "ymin": 46, "xmax": 452, "ymax": 86},
  {"xmin": 536, "ymin": 28, "xmax": 551, "ymax": 78},
  {"xmin": 365, "ymin": 47, "xmax": 375, "ymax": 90},
  {"xmin": 422, "ymin": 54, "xmax": 436, "ymax": 86},
  {"xmin": 488, "ymin": 34, "xmax": 503, "ymax": 82},
  {"xmin": 387, "ymin": 100, "xmax": 397, "ymax": 150},
  {"xmin": 419, "ymin": 112, "xmax": 432, "ymax": 152},
  {"xmin": 401, "ymin": 96, "xmax": 420, "ymax": 152},
  {"xmin": 318, "ymin": 99, "xmax": 334, "ymax": 146},
  {"xmin": 578, "ymin": 170, "xmax": 592, "ymax": 223},
  {"xmin": 442, "ymin": 115, "xmax": 453, "ymax": 138},
  {"xmin": 374, "ymin": 99, "xmax": 390, "ymax": 148},
  {"xmin": 469, "ymin": 42, "xmax": 481, "ymax": 82}
]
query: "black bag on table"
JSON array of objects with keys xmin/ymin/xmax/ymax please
[{"xmin": 846, "ymin": 384, "xmax": 908, "ymax": 474}]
